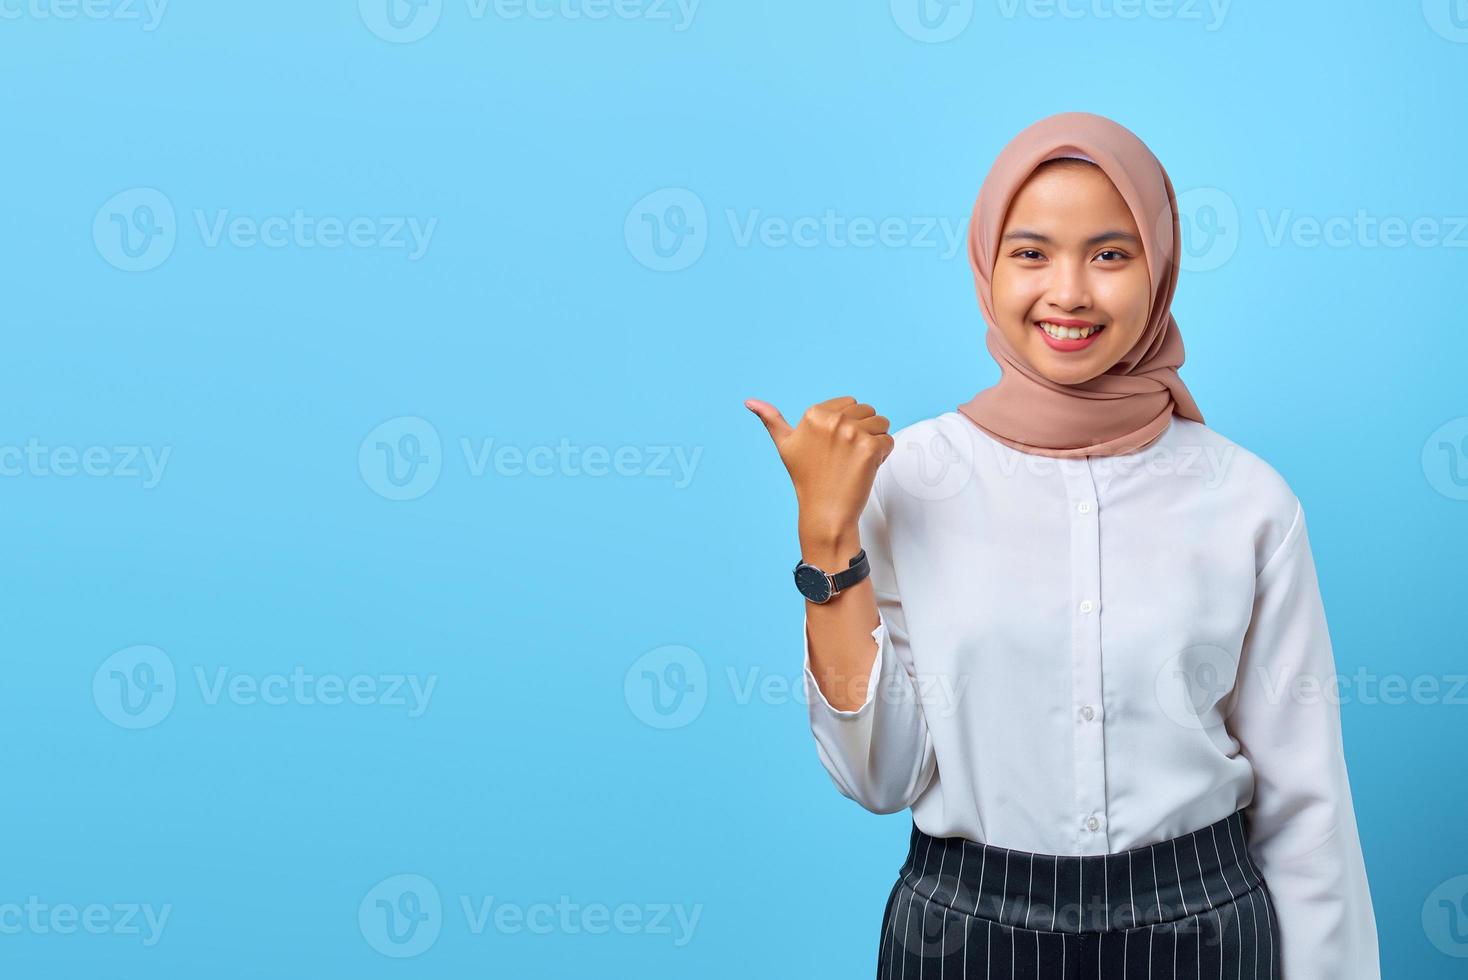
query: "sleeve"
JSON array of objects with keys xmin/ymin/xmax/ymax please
[
  {"xmin": 801, "ymin": 472, "xmax": 938, "ymax": 815},
  {"xmin": 1224, "ymin": 498, "xmax": 1381, "ymax": 979}
]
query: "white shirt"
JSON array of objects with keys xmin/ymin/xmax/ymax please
[{"xmin": 802, "ymin": 411, "xmax": 1380, "ymax": 979}]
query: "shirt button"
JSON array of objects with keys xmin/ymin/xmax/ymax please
[
  {"xmin": 1086, "ymin": 815, "xmax": 1101, "ymax": 832},
  {"xmin": 1077, "ymin": 501, "xmax": 1092, "ymax": 514},
  {"xmin": 1081, "ymin": 704, "xmax": 1096, "ymax": 721},
  {"xmin": 1079, "ymin": 600, "xmax": 1095, "ymax": 614}
]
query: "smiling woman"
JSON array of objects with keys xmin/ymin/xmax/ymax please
[
  {"xmin": 959, "ymin": 117, "xmax": 1206, "ymax": 458},
  {"xmin": 754, "ymin": 111, "xmax": 1382, "ymax": 980}
]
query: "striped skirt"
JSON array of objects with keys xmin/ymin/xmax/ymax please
[{"xmin": 877, "ymin": 807, "xmax": 1280, "ymax": 979}]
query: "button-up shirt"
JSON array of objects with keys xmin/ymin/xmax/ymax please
[{"xmin": 802, "ymin": 411, "xmax": 1380, "ymax": 979}]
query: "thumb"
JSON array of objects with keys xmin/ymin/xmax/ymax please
[{"xmin": 744, "ymin": 398, "xmax": 794, "ymax": 444}]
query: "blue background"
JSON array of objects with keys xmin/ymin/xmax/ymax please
[{"xmin": 2, "ymin": 0, "xmax": 1465, "ymax": 976}]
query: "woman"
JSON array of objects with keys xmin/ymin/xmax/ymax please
[{"xmin": 746, "ymin": 112, "xmax": 1380, "ymax": 978}]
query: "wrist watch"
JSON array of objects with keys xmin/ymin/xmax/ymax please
[{"xmin": 793, "ymin": 548, "xmax": 870, "ymax": 604}]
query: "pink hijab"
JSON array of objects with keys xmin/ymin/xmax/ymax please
[{"xmin": 956, "ymin": 111, "xmax": 1205, "ymax": 458}]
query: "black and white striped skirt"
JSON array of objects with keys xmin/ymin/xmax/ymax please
[{"xmin": 877, "ymin": 807, "xmax": 1280, "ymax": 979}]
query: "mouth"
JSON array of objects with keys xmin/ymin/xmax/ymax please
[{"xmin": 1034, "ymin": 319, "xmax": 1106, "ymax": 351}]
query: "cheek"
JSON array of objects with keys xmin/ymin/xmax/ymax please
[
  {"xmin": 992, "ymin": 267, "xmax": 1037, "ymax": 318},
  {"xmin": 1097, "ymin": 272, "xmax": 1151, "ymax": 327}
]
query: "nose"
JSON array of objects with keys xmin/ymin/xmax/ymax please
[{"xmin": 1046, "ymin": 257, "xmax": 1091, "ymax": 312}]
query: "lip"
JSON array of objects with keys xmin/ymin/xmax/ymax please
[{"xmin": 1035, "ymin": 319, "xmax": 1106, "ymax": 352}]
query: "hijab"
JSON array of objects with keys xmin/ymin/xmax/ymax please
[{"xmin": 956, "ymin": 111, "xmax": 1205, "ymax": 458}]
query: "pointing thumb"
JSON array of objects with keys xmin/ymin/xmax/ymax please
[{"xmin": 744, "ymin": 398, "xmax": 794, "ymax": 443}]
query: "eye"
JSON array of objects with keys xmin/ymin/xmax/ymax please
[
  {"xmin": 1013, "ymin": 248, "xmax": 1044, "ymax": 261},
  {"xmin": 1096, "ymin": 248, "xmax": 1129, "ymax": 262}
]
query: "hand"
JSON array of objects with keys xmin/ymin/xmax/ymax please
[{"xmin": 745, "ymin": 396, "xmax": 894, "ymax": 551}]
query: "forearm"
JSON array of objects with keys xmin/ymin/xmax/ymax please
[{"xmin": 800, "ymin": 519, "xmax": 882, "ymax": 712}]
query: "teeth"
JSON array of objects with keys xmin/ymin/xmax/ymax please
[{"xmin": 1039, "ymin": 321, "xmax": 1103, "ymax": 340}]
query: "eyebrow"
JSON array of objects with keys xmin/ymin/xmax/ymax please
[{"xmin": 1001, "ymin": 229, "xmax": 1142, "ymax": 247}]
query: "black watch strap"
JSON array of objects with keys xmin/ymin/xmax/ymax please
[{"xmin": 829, "ymin": 548, "xmax": 870, "ymax": 594}]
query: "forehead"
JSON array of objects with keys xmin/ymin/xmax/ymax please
[{"xmin": 1003, "ymin": 164, "xmax": 1138, "ymax": 232}]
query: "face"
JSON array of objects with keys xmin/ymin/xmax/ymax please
[{"xmin": 990, "ymin": 162, "xmax": 1152, "ymax": 385}]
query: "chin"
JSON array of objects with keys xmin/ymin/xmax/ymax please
[
  {"xmin": 1042, "ymin": 364, "xmax": 1099, "ymax": 386},
  {"xmin": 1033, "ymin": 346, "xmax": 1111, "ymax": 385}
]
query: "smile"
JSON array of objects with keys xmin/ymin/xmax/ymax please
[{"xmin": 1035, "ymin": 320, "xmax": 1106, "ymax": 351}]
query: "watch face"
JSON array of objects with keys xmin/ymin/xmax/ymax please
[{"xmin": 794, "ymin": 564, "xmax": 833, "ymax": 603}]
